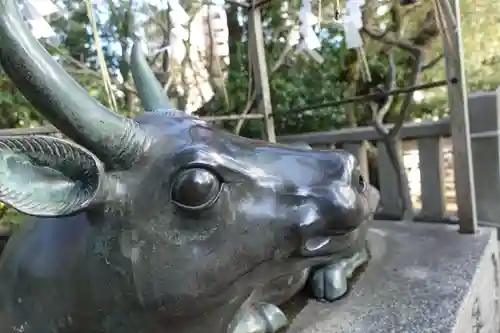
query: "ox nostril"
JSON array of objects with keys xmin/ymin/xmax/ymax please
[{"xmin": 353, "ymin": 170, "xmax": 366, "ymax": 193}]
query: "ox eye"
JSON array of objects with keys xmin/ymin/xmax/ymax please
[
  {"xmin": 352, "ymin": 169, "xmax": 367, "ymax": 193},
  {"xmin": 171, "ymin": 168, "xmax": 221, "ymax": 210}
]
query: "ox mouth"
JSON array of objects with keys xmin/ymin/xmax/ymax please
[{"xmin": 299, "ymin": 222, "xmax": 368, "ymax": 258}]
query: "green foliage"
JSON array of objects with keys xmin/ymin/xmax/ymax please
[{"xmin": 270, "ymin": 40, "xmax": 350, "ymax": 135}]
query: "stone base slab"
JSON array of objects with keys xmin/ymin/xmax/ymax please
[{"xmin": 284, "ymin": 220, "xmax": 500, "ymax": 333}]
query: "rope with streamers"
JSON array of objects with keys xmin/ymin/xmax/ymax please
[
  {"xmin": 164, "ymin": 0, "xmax": 190, "ymax": 66},
  {"xmin": 297, "ymin": 0, "xmax": 324, "ymax": 63},
  {"xmin": 19, "ymin": 0, "xmax": 61, "ymax": 39},
  {"xmin": 287, "ymin": 0, "xmax": 323, "ymax": 63},
  {"xmin": 289, "ymin": 0, "xmax": 371, "ymax": 81},
  {"xmin": 335, "ymin": 0, "xmax": 371, "ymax": 82}
]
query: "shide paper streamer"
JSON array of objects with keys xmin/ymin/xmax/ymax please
[
  {"xmin": 136, "ymin": 0, "xmax": 231, "ymax": 114},
  {"xmin": 335, "ymin": 0, "xmax": 372, "ymax": 81},
  {"xmin": 20, "ymin": 0, "xmax": 62, "ymax": 39},
  {"xmin": 22, "ymin": 0, "xmax": 231, "ymax": 115}
]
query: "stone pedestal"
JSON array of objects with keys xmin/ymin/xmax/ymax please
[
  {"xmin": 285, "ymin": 220, "xmax": 499, "ymax": 333},
  {"xmin": 468, "ymin": 90, "xmax": 500, "ymax": 226}
]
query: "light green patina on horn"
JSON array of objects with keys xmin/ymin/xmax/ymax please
[{"xmin": 130, "ymin": 41, "xmax": 174, "ymax": 112}]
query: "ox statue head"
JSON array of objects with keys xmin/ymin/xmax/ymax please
[{"xmin": 0, "ymin": 1, "xmax": 378, "ymax": 332}]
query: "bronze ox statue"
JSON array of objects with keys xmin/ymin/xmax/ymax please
[{"xmin": 0, "ymin": 0, "xmax": 379, "ymax": 332}]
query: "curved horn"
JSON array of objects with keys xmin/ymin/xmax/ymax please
[
  {"xmin": 130, "ymin": 42, "xmax": 173, "ymax": 111},
  {"xmin": 0, "ymin": 0, "xmax": 150, "ymax": 169}
]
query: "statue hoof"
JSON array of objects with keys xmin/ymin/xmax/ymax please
[
  {"xmin": 258, "ymin": 303, "xmax": 288, "ymax": 332},
  {"xmin": 309, "ymin": 246, "xmax": 369, "ymax": 302},
  {"xmin": 231, "ymin": 303, "xmax": 288, "ymax": 333}
]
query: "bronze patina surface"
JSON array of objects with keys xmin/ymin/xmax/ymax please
[{"xmin": 0, "ymin": 1, "xmax": 379, "ymax": 332}]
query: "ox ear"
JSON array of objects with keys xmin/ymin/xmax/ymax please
[{"xmin": 0, "ymin": 136, "xmax": 105, "ymax": 217}]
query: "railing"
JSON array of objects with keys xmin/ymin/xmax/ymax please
[
  {"xmin": 3, "ymin": 90, "xmax": 500, "ymax": 226},
  {"xmin": 278, "ymin": 89, "xmax": 500, "ymax": 226}
]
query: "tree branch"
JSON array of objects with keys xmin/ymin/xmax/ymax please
[
  {"xmin": 370, "ymin": 49, "xmax": 423, "ymax": 221},
  {"xmin": 362, "ymin": 26, "xmax": 420, "ymax": 55},
  {"xmin": 422, "ymin": 53, "xmax": 444, "ymax": 71},
  {"xmin": 371, "ymin": 52, "xmax": 397, "ymax": 133},
  {"xmin": 389, "ymin": 49, "xmax": 423, "ymax": 136},
  {"xmin": 362, "ymin": 2, "xmax": 436, "ymax": 220},
  {"xmin": 233, "ymin": 43, "xmax": 293, "ymax": 134}
]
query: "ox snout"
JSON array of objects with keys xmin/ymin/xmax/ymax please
[{"xmin": 297, "ymin": 176, "xmax": 380, "ymax": 258}]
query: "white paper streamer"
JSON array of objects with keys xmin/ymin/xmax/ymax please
[
  {"xmin": 190, "ymin": 4, "xmax": 230, "ymax": 60},
  {"xmin": 182, "ymin": 3, "xmax": 231, "ymax": 113},
  {"xmin": 166, "ymin": 0, "xmax": 189, "ymax": 64},
  {"xmin": 343, "ymin": 19, "xmax": 362, "ymax": 49},
  {"xmin": 287, "ymin": 28, "xmax": 300, "ymax": 47},
  {"xmin": 298, "ymin": 0, "xmax": 320, "ymax": 49},
  {"xmin": 341, "ymin": 0, "xmax": 364, "ymax": 49},
  {"xmin": 339, "ymin": 0, "xmax": 371, "ymax": 81},
  {"xmin": 167, "ymin": 0, "xmax": 189, "ymax": 25},
  {"xmin": 22, "ymin": 0, "xmax": 62, "ymax": 39},
  {"xmin": 93, "ymin": 0, "xmax": 230, "ymax": 114},
  {"xmin": 292, "ymin": 0, "xmax": 323, "ymax": 62},
  {"xmin": 28, "ymin": 0, "xmax": 60, "ymax": 16}
]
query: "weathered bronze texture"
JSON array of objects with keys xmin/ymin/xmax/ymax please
[{"xmin": 0, "ymin": 1, "xmax": 379, "ymax": 332}]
